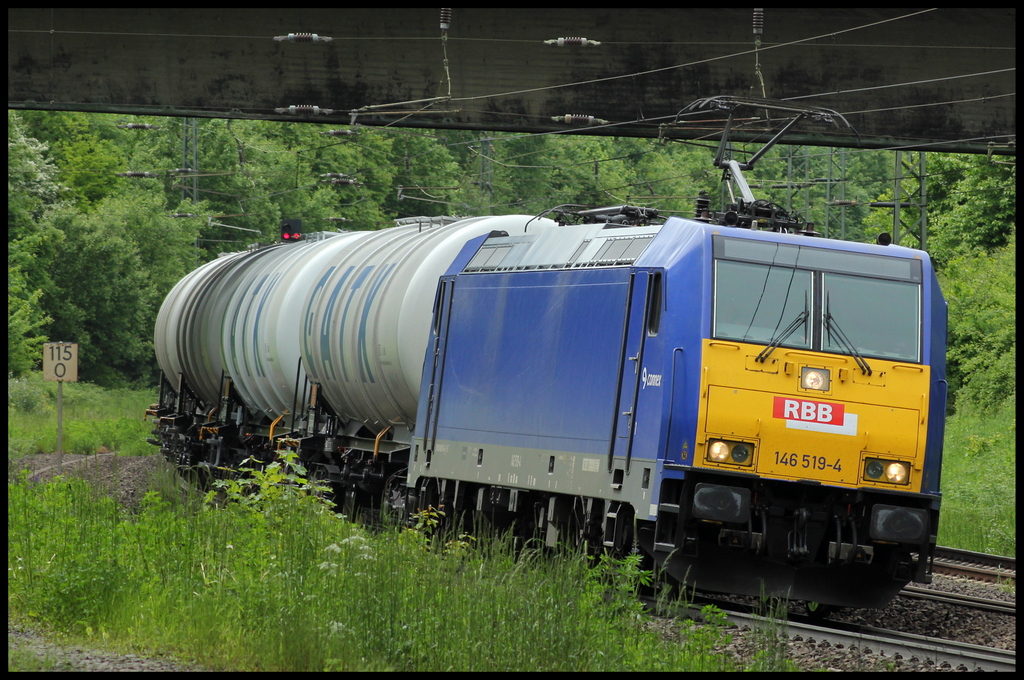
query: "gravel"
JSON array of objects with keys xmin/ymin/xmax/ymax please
[
  {"xmin": 7, "ymin": 452, "xmax": 1016, "ymax": 671},
  {"xmin": 7, "ymin": 624, "xmax": 208, "ymax": 672},
  {"xmin": 707, "ymin": 571, "xmax": 1015, "ymax": 672}
]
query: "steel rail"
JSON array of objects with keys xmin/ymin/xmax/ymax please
[
  {"xmin": 933, "ymin": 546, "xmax": 1016, "ymax": 583},
  {"xmin": 721, "ymin": 608, "xmax": 1016, "ymax": 672},
  {"xmin": 900, "ymin": 585, "xmax": 1015, "ymax": 616}
]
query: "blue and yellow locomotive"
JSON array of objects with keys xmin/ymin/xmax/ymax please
[{"xmin": 409, "ymin": 206, "xmax": 945, "ymax": 608}]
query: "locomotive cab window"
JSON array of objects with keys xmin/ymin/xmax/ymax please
[
  {"xmin": 646, "ymin": 271, "xmax": 663, "ymax": 336},
  {"xmin": 713, "ymin": 260, "xmax": 811, "ymax": 349},
  {"xmin": 712, "ymin": 235, "xmax": 923, "ymax": 363},
  {"xmin": 822, "ymin": 273, "xmax": 920, "ymax": 362}
]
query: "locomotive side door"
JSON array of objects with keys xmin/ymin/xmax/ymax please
[
  {"xmin": 609, "ymin": 270, "xmax": 653, "ymax": 473},
  {"xmin": 422, "ymin": 276, "xmax": 456, "ymax": 457}
]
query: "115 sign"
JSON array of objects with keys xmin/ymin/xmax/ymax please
[{"xmin": 43, "ymin": 342, "xmax": 78, "ymax": 382}]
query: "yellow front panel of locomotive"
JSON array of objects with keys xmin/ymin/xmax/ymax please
[{"xmin": 696, "ymin": 339, "xmax": 930, "ymax": 493}]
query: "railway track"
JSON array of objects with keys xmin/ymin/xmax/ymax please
[
  {"xmin": 718, "ymin": 607, "xmax": 1016, "ymax": 672},
  {"xmin": 933, "ymin": 546, "xmax": 1016, "ymax": 583},
  {"xmin": 641, "ymin": 544, "xmax": 1017, "ymax": 671},
  {"xmin": 900, "ymin": 585, "xmax": 1015, "ymax": 616},
  {"xmin": 642, "ymin": 593, "xmax": 1016, "ymax": 672}
]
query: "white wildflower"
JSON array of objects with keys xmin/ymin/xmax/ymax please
[{"xmin": 340, "ymin": 535, "xmax": 367, "ymax": 546}]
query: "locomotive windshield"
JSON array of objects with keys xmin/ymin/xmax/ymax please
[
  {"xmin": 713, "ymin": 260, "xmax": 811, "ymax": 349},
  {"xmin": 712, "ymin": 236, "xmax": 922, "ymax": 363}
]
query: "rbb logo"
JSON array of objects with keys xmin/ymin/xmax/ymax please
[{"xmin": 773, "ymin": 397, "xmax": 844, "ymax": 425}]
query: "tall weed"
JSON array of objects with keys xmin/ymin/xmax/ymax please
[
  {"xmin": 7, "ymin": 372, "xmax": 155, "ymax": 457},
  {"xmin": 8, "ymin": 462, "xmax": 734, "ymax": 671}
]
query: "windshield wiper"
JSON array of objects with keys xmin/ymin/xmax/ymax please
[
  {"xmin": 824, "ymin": 297, "xmax": 872, "ymax": 375},
  {"xmin": 755, "ymin": 309, "xmax": 809, "ymax": 364}
]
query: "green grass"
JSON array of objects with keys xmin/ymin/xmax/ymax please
[
  {"xmin": 8, "ymin": 637, "xmax": 73, "ymax": 672},
  {"xmin": 6, "ymin": 373, "xmax": 1015, "ymax": 670},
  {"xmin": 6, "ymin": 374, "xmax": 745, "ymax": 670},
  {"xmin": 936, "ymin": 398, "xmax": 1016, "ymax": 557},
  {"xmin": 7, "ymin": 468, "xmax": 739, "ymax": 671},
  {"xmin": 7, "ymin": 373, "xmax": 156, "ymax": 458}
]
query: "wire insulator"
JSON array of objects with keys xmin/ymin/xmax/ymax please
[
  {"xmin": 275, "ymin": 105, "xmax": 335, "ymax": 115},
  {"xmin": 117, "ymin": 123, "xmax": 161, "ymax": 130},
  {"xmin": 274, "ymin": 33, "xmax": 332, "ymax": 42},
  {"xmin": 440, "ymin": 8, "xmax": 452, "ymax": 31},
  {"xmin": 116, "ymin": 171, "xmax": 159, "ymax": 178},
  {"xmin": 552, "ymin": 114, "xmax": 609, "ymax": 125},
  {"xmin": 544, "ymin": 37, "xmax": 601, "ymax": 47},
  {"xmin": 324, "ymin": 129, "xmax": 359, "ymax": 136},
  {"xmin": 694, "ymin": 190, "xmax": 712, "ymax": 221},
  {"xmin": 753, "ymin": 8, "xmax": 764, "ymax": 35}
]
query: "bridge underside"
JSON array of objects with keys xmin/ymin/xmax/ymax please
[{"xmin": 8, "ymin": 8, "xmax": 1015, "ymax": 154}]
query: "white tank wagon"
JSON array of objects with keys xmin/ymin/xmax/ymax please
[{"xmin": 151, "ymin": 215, "xmax": 558, "ymax": 474}]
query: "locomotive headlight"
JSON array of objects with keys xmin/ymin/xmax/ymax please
[
  {"xmin": 706, "ymin": 439, "xmax": 755, "ymax": 466},
  {"xmin": 863, "ymin": 458, "xmax": 910, "ymax": 485},
  {"xmin": 801, "ymin": 367, "xmax": 830, "ymax": 391},
  {"xmin": 709, "ymin": 440, "xmax": 731, "ymax": 462},
  {"xmin": 730, "ymin": 443, "xmax": 751, "ymax": 464},
  {"xmin": 865, "ymin": 460, "xmax": 884, "ymax": 479},
  {"xmin": 885, "ymin": 462, "xmax": 909, "ymax": 484}
]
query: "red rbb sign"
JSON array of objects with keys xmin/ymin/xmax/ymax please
[{"xmin": 772, "ymin": 396, "xmax": 844, "ymax": 425}]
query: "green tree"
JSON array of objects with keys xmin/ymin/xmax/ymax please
[
  {"xmin": 926, "ymin": 153, "xmax": 1015, "ymax": 411},
  {"xmin": 38, "ymin": 189, "xmax": 197, "ymax": 387},
  {"xmin": 8, "ymin": 266, "xmax": 51, "ymax": 376},
  {"xmin": 926, "ymin": 154, "xmax": 1015, "ymax": 268},
  {"xmin": 8, "ymin": 112, "xmax": 67, "ymax": 374},
  {"xmin": 40, "ymin": 206, "xmax": 152, "ymax": 386},
  {"xmin": 938, "ymin": 235, "xmax": 1016, "ymax": 411}
]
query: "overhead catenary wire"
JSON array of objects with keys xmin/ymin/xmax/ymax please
[
  {"xmin": 66, "ymin": 107, "xmax": 1015, "ymax": 205},
  {"xmin": 443, "ymin": 9, "xmax": 942, "ymax": 105},
  {"xmin": 784, "ymin": 68, "xmax": 1016, "ymax": 103}
]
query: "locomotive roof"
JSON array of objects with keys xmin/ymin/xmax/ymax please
[{"xmin": 461, "ymin": 217, "xmax": 932, "ymax": 275}]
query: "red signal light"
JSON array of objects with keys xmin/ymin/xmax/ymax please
[{"xmin": 280, "ymin": 219, "xmax": 303, "ymax": 242}]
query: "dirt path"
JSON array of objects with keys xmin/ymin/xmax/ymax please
[
  {"xmin": 8, "ymin": 452, "xmax": 177, "ymax": 512},
  {"xmin": 8, "ymin": 623, "xmax": 209, "ymax": 672}
]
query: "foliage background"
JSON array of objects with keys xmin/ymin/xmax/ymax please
[{"xmin": 7, "ymin": 110, "xmax": 1015, "ymax": 416}]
